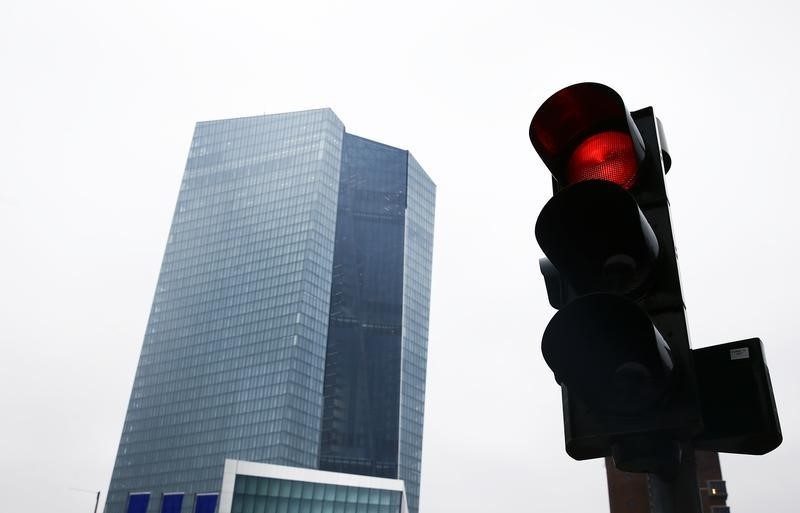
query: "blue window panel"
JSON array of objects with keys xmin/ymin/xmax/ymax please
[
  {"xmin": 127, "ymin": 493, "xmax": 150, "ymax": 513},
  {"xmin": 195, "ymin": 494, "xmax": 218, "ymax": 513},
  {"xmin": 162, "ymin": 494, "xmax": 183, "ymax": 513}
]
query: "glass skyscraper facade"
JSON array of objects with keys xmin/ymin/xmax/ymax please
[{"xmin": 105, "ymin": 109, "xmax": 435, "ymax": 513}]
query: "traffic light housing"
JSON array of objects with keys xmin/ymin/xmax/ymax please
[
  {"xmin": 530, "ymin": 83, "xmax": 781, "ymax": 475},
  {"xmin": 530, "ymin": 83, "xmax": 700, "ymax": 474},
  {"xmin": 693, "ymin": 338, "xmax": 782, "ymax": 455}
]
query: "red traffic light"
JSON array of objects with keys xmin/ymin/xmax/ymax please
[
  {"xmin": 567, "ymin": 131, "xmax": 638, "ymax": 189},
  {"xmin": 530, "ymin": 83, "xmax": 645, "ymax": 190}
]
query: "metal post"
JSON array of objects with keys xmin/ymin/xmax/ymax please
[
  {"xmin": 69, "ymin": 488, "xmax": 102, "ymax": 513},
  {"xmin": 648, "ymin": 444, "xmax": 703, "ymax": 513}
]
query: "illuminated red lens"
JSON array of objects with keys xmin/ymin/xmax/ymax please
[{"xmin": 566, "ymin": 131, "xmax": 639, "ymax": 190}]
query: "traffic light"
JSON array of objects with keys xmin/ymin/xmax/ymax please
[
  {"xmin": 529, "ymin": 82, "xmax": 701, "ymax": 475},
  {"xmin": 529, "ymin": 83, "xmax": 782, "ymax": 476}
]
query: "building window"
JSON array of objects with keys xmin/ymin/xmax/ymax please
[
  {"xmin": 195, "ymin": 493, "xmax": 219, "ymax": 513},
  {"xmin": 126, "ymin": 493, "xmax": 150, "ymax": 513},
  {"xmin": 707, "ymin": 480, "xmax": 728, "ymax": 499},
  {"xmin": 161, "ymin": 493, "xmax": 183, "ymax": 513},
  {"xmin": 232, "ymin": 475, "xmax": 401, "ymax": 513}
]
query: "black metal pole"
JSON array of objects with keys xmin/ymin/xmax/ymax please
[{"xmin": 648, "ymin": 444, "xmax": 703, "ymax": 513}]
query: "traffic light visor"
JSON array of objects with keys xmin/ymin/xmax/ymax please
[
  {"xmin": 530, "ymin": 83, "xmax": 645, "ymax": 189},
  {"xmin": 535, "ymin": 180, "xmax": 659, "ymax": 295}
]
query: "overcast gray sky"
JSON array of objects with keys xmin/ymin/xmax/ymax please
[{"xmin": 2, "ymin": 1, "xmax": 799, "ymax": 512}]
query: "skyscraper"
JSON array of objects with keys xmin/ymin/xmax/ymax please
[{"xmin": 105, "ymin": 109, "xmax": 435, "ymax": 513}]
